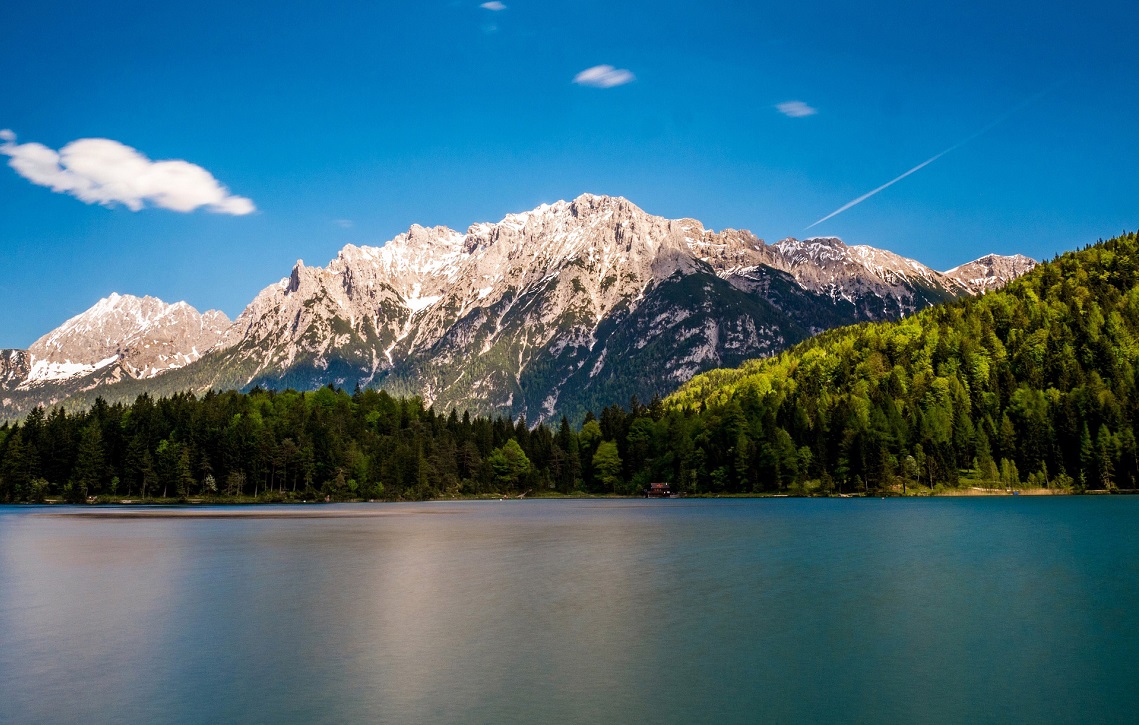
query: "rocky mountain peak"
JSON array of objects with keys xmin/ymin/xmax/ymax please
[
  {"xmin": 763, "ymin": 235, "xmax": 946, "ymax": 290},
  {"xmin": 772, "ymin": 236, "xmax": 852, "ymax": 264},
  {"xmin": 287, "ymin": 260, "xmax": 306, "ymax": 292},
  {"xmin": 801, "ymin": 236, "xmax": 846, "ymax": 248},
  {"xmin": 567, "ymin": 192, "xmax": 635, "ymax": 216},
  {"xmin": 21, "ymin": 293, "xmax": 231, "ymax": 386},
  {"xmin": 369, "ymin": 226, "xmax": 465, "ymax": 280},
  {"xmin": 485, "ymin": 194, "xmax": 653, "ymax": 239},
  {"xmin": 943, "ymin": 253, "xmax": 1037, "ymax": 293}
]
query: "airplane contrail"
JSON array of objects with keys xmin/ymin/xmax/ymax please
[
  {"xmin": 805, "ymin": 84, "xmax": 1062, "ymax": 231},
  {"xmin": 804, "ymin": 150, "xmax": 953, "ymax": 230}
]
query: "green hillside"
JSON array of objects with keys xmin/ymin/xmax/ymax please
[{"xmin": 667, "ymin": 231, "xmax": 1139, "ymax": 492}]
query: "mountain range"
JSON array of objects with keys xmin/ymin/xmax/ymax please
[{"xmin": 0, "ymin": 194, "xmax": 1035, "ymax": 422}]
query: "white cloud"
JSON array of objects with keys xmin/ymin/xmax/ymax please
[
  {"xmin": 0, "ymin": 130, "xmax": 255, "ymax": 215},
  {"xmin": 573, "ymin": 65, "xmax": 636, "ymax": 89},
  {"xmin": 776, "ymin": 100, "xmax": 818, "ymax": 118},
  {"xmin": 480, "ymin": 1, "xmax": 507, "ymax": 9},
  {"xmin": 334, "ymin": 219, "xmax": 353, "ymax": 229}
]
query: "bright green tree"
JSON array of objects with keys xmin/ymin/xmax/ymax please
[
  {"xmin": 592, "ymin": 440, "xmax": 623, "ymax": 492},
  {"xmin": 489, "ymin": 439, "xmax": 531, "ymax": 490}
]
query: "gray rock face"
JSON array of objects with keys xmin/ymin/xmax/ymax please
[
  {"xmin": 1, "ymin": 195, "xmax": 1036, "ymax": 422},
  {"xmin": 0, "ymin": 350, "xmax": 30, "ymax": 389},
  {"xmin": 681, "ymin": 229, "xmax": 955, "ymax": 322},
  {"xmin": 943, "ymin": 253, "xmax": 1038, "ymax": 293}
]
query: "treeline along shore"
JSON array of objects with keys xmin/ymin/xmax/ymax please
[
  {"xmin": 2, "ymin": 230, "xmax": 1138, "ymax": 503},
  {"xmin": 0, "ymin": 386, "xmax": 677, "ymax": 503}
]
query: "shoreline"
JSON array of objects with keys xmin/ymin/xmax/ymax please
[{"xmin": 6, "ymin": 486, "xmax": 1137, "ymax": 508}]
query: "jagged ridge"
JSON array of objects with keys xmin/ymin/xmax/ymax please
[{"xmin": 1, "ymin": 194, "xmax": 1035, "ymax": 422}]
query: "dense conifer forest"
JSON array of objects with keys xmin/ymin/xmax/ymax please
[
  {"xmin": 671, "ymin": 230, "xmax": 1139, "ymax": 493},
  {"xmin": 1, "ymin": 230, "xmax": 1137, "ymax": 503}
]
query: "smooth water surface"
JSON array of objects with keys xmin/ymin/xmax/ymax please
[{"xmin": 1, "ymin": 497, "xmax": 1136, "ymax": 723}]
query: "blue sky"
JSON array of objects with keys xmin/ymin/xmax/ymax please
[{"xmin": 1, "ymin": 0, "xmax": 1136, "ymax": 347}]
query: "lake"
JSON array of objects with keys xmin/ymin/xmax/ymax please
[{"xmin": 1, "ymin": 497, "xmax": 1136, "ymax": 723}]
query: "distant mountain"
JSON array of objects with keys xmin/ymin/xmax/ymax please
[
  {"xmin": 0, "ymin": 194, "xmax": 1035, "ymax": 422},
  {"xmin": 1, "ymin": 294, "xmax": 229, "ymax": 415},
  {"xmin": 943, "ymin": 253, "xmax": 1038, "ymax": 293}
]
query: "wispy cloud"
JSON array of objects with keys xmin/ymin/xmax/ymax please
[
  {"xmin": 480, "ymin": 1, "xmax": 507, "ymax": 9},
  {"xmin": 776, "ymin": 100, "xmax": 817, "ymax": 118},
  {"xmin": 573, "ymin": 65, "xmax": 635, "ymax": 88},
  {"xmin": 0, "ymin": 130, "xmax": 255, "ymax": 215},
  {"xmin": 333, "ymin": 219, "xmax": 353, "ymax": 229}
]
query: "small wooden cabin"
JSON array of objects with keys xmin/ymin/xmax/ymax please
[{"xmin": 643, "ymin": 482, "xmax": 671, "ymax": 498}]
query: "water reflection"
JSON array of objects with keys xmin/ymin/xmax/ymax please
[
  {"xmin": 0, "ymin": 512, "xmax": 186, "ymax": 721},
  {"xmin": 2, "ymin": 498, "xmax": 1138, "ymax": 723}
]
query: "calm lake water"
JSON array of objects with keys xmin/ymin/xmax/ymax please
[{"xmin": 1, "ymin": 497, "xmax": 1136, "ymax": 724}]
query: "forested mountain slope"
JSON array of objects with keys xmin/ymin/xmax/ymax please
[{"xmin": 668, "ymin": 231, "xmax": 1139, "ymax": 491}]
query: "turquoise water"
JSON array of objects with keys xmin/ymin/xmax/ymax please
[{"xmin": 0, "ymin": 497, "xmax": 1136, "ymax": 723}]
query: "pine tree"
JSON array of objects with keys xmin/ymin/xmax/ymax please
[
  {"xmin": 176, "ymin": 448, "xmax": 194, "ymax": 499},
  {"xmin": 1079, "ymin": 423, "xmax": 1094, "ymax": 490},
  {"xmin": 72, "ymin": 422, "xmax": 107, "ymax": 499},
  {"xmin": 0, "ymin": 432, "xmax": 32, "ymax": 503}
]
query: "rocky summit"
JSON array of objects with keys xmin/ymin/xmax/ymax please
[
  {"xmin": 0, "ymin": 293, "xmax": 230, "ymax": 416},
  {"xmin": 1, "ymin": 194, "xmax": 1035, "ymax": 422},
  {"xmin": 943, "ymin": 253, "xmax": 1039, "ymax": 293}
]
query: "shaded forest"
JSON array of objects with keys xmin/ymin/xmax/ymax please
[
  {"xmin": 2, "ymin": 230, "xmax": 1138, "ymax": 502},
  {"xmin": 0, "ymin": 385, "xmax": 693, "ymax": 503}
]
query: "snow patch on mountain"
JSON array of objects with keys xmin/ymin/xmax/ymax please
[{"xmin": 27, "ymin": 356, "xmax": 119, "ymax": 383}]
